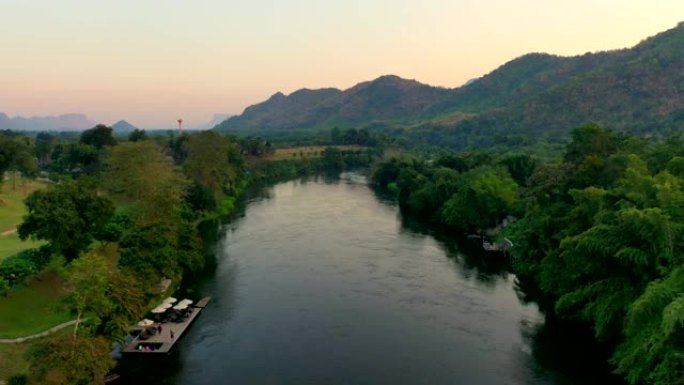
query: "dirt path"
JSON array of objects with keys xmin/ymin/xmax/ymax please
[
  {"xmin": 0, "ymin": 320, "xmax": 78, "ymax": 344},
  {"xmin": 0, "ymin": 228, "xmax": 17, "ymax": 236}
]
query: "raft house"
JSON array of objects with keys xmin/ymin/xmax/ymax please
[{"xmin": 123, "ymin": 296, "xmax": 211, "ymax": 355}]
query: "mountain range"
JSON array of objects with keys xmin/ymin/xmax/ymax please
[
  {"xmin": 216, "ymin": 22, "xmax": 684, "ymax": 149},
  {"xmin": 0, "ymin": 113, "xmax": 94, "ymax": 131}
]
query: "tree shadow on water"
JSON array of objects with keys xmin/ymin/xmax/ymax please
[
  {"xmin": 520, "ymin": 317, "xmax": 626, "ymax": 385},
  {"xmin": 397, "ymin": 212, "xmax": 512, "ymax": 286}
]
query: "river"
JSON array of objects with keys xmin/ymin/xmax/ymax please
[{"xmin": 121, "ymin": 173, "xmax": 621, "ymax": 385}]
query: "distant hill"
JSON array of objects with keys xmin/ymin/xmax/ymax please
[
  {"xmin": 216, "ymin": 75, "xmax": 450, "ymax": 132},
  {"xmin": 111, "ymin": 120, "xmax": 138, "ymax": 134},
  {"xmin": 216, "ymin": 22, "xmax": 684, "ymax": 149},
  {"xmin": 0, "ymin": 113, "xmax": 94, "ymax": 131}
]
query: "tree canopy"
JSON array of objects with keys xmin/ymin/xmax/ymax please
[
  {"xmin": 18, "ymin": 179, "xmax": 114, "ymax": 261},
  {"xmin": 79, "ymin": 124, "xmax": 116, "ymax": 149},
  {"xmin": 103, "ymin": 141, "xmax": 187, "ymax": 226},
  {"xmin": 182, "ymin": 131, "xmax": 239, "ymax": 201}
]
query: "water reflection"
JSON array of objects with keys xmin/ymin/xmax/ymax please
[
  {"xmin": 380, "ymin": 180, "xmax": 624, "ymax": 385},
  {"xmin": 399, "ymin": 214, "xmax": 511, "ymax": 283}
]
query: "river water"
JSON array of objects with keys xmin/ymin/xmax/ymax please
[{"xmin": 121, "ymin": 173, "xmax": 620, "ymax": 385}]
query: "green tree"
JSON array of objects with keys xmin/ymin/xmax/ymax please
[
  {"xmin": 321, "ymin": 147, "xmax": 345, "ymax": 171},
  {"xmin": 103, "ymin": 141, "xmax": 187, "ymax": 226},
  {"xmin": 0, "ymin": 134, "xmax": 38, "ymax": 190},
  {"xmin": 29, "ymin": 333, "xmax": 114, "ymax": 385},
  {"xmin": 612, "ymin": 267, "xmax": 684, "ymax": 385},
  {"xmin": 127, "ymin": 128, "xmax": 148, "ymax": 142},
  {"xmin": 118, "ymin": 222, "xmax": 199, "ymax": 290},
  {"xmin": 499, "ymin": 153, "xmax": 539, "ymax": 186},
  {"xmin": 9, "ymin": 137, "xmax": 38, "ymax": 186},
  {"xmin": 79, "ymin": 124, "xmax": 116, "ymax": 149},
  {"xmin": 0, "ymin": 135, "xmax": 15, "ymax": 182},
  {"xmin": 563, "ymin": 123, "xmax": 621, "ymax": 166},
  {"xmin": 18, "ymin": 179, "xmax": 114, "ymax": 261},
  {"xmin": 50, "ymin": 142, "xmax": 102, "ymax": 176},
  {"xmin": 182, "ymin": 131, "xmax": 238, "ymax": 201},
  {"xmin": 35, "ymin": 132, "xmax": 57, "ymax": 167},
  {"xmin": 119, "ymin": 223, "xmax": 178, "ymax": 281},
  {"xmin": 439, "ymin": 166, "xmax": 519, "ymax": 231},
  {"xmin": 63, "ymin": 253, "xmax": 112, "ymax": 335},
  {"xmin": 62, "ymin": 251, "xmax": 146, "ymax": 338},
  {"xmin": 331, "ymin": 126, "xmax": 341, "ymax": 143}
]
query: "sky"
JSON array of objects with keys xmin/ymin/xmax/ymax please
[{"xmin": 0, "ymin": 0, "xmax": 683, "ymax": 128}]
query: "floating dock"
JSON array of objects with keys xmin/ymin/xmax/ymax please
[{"xmin": 123, "ymin": 296, "xmax": 211, "ymax": 355}]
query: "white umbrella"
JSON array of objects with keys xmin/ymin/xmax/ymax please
[
  {"xmin": 137, "ymin": 319, "xmax": 154, "ymax": 326},
  {"xmin": 159, "ymin": 303, "xmax": 173, "ymax": 309},
  {"xmin": 178, "ymin": 299, "xmax": 193, "ymax": 306},
  {"xmin": 173, "ymin": 303, "xmax": 188, "ymax": 311},
  {"xmin": 162, "ymin": 297, "xmax": 177, "ymax": 304},
  {"xmin": 151, "ymin": 307, "xmax": 166, "ymax": 314}
]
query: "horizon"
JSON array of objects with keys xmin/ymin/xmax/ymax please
[{"xmin": 1, "ymin": 0, "xmax": 682, "ymax": 128}]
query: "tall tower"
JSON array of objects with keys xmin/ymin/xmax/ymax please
[{"xmin": 177, "ymin": 118, "xmax": 183, "ymax": 133}]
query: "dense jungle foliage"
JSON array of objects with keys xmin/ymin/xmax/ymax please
[{"xmin": 372, "ymin": 124, "xmax": 684, "ymax": 385}]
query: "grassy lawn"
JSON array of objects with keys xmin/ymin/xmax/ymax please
[
  {"xmin": 0, "ymin": 235, "xmax": 44, "ymax": 261},
  {"xmin": 0, "ymin": 180, "xmax": 48, "ymax": 260},
  {"xmin": 0, "ymin": 180, "xmax": 46, "ymax": 233},
  {"xmin": 267, "ymin": 145, "xmax": 363, "ymax": 161},
  {"xmin": 0, "ymin": 271, "xmax": 71, "ymax": 340}
]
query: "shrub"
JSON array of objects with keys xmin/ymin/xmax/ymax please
[
  {"xmin": 0, "ymin": 277, "xmax": 9, "ymax": 296},
  {"xmin": 8, "ymin": 373, "xmax": 28, "ymax": 385},
  {"xmin": 7, "ymin": 373, "xmax": 28, "ymax": 385},
  {"xmin": 0, "ymin": 256, "xmax": 36, "ymax": 286}
]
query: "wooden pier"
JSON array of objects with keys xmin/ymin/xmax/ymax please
[{"xmin": 123, "ymin": 296, "xmax": 211, "ymax": 355}]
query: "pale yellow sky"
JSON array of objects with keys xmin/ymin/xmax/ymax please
[{"xmin": 0, "ymin": 0, "xmax": 682, "ymax": 128}]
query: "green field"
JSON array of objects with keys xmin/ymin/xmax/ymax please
[
  {"xmin": 267, "ymin": 145, "xmax": 363, "ymax": 161},
  {"xmin": 0, "ymin": 180, "xmax": 47, "ymax": 260},
  {"xmin": 0, "ymin": 272, "xmax": 71, "ymax": 339}
]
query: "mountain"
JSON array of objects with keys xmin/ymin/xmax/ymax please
[
  {"xmin": 111, "ymin": 120, "xmax": 138, "ymax": 134},
  {"xmin": 216, "ymin": 22, "xmax": 684, "ymax": 149},
  {"xmin": 200, "ymin": 113, "xmax": 233, "ymax": 130},
  {"xmin": 216, "ymin": 75, "xmax": 450, "ymax": 132},
  {"xmin": 0, "ymin": 113, "xmax": 94, "ymax": 131},
  {"xmin": 426, "ymin": 22, "xmax": 684, "ymax": 148}
]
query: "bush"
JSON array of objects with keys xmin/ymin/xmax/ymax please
[
  {"xmin": 0, "ymin": 247, "xmax": 52, "ymax": 290},
  {"xmin": 94, "ymin": 213, "xmax": 131, "ymax": 244},
  {"xmin": 0, "ymin": 256, "xmax": 37, "ymax": 286},
  {"xmin": 218, "ymin": 196, "xmax": 236, "ymax": 216},
  {"xmin": 8, "ymin": 374, "xmax": 28, "ymax": 385},
  {"xmin": 0, "ymin": 277, "xmax": 9, "ymax": 296},
  {"xmin": 16, "ymin": 246, "xmax": 52, "ymax": 271}
]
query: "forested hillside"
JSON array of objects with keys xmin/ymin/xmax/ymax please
[
  {"xmin": 216, "ymin": 22, "xmax": 684, "ymax": 150},
  {"xmin": 216, "ymin": 75, "xmax": 450, "ymax": 132}
]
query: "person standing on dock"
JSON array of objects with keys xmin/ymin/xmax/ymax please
[
  {"xmin": 157, "ymin": 324, "xmax": 162, "ymax": 334},
  {"xmin": 170, "ymin": 329, "xmax": 174, "ymax": 339}
]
